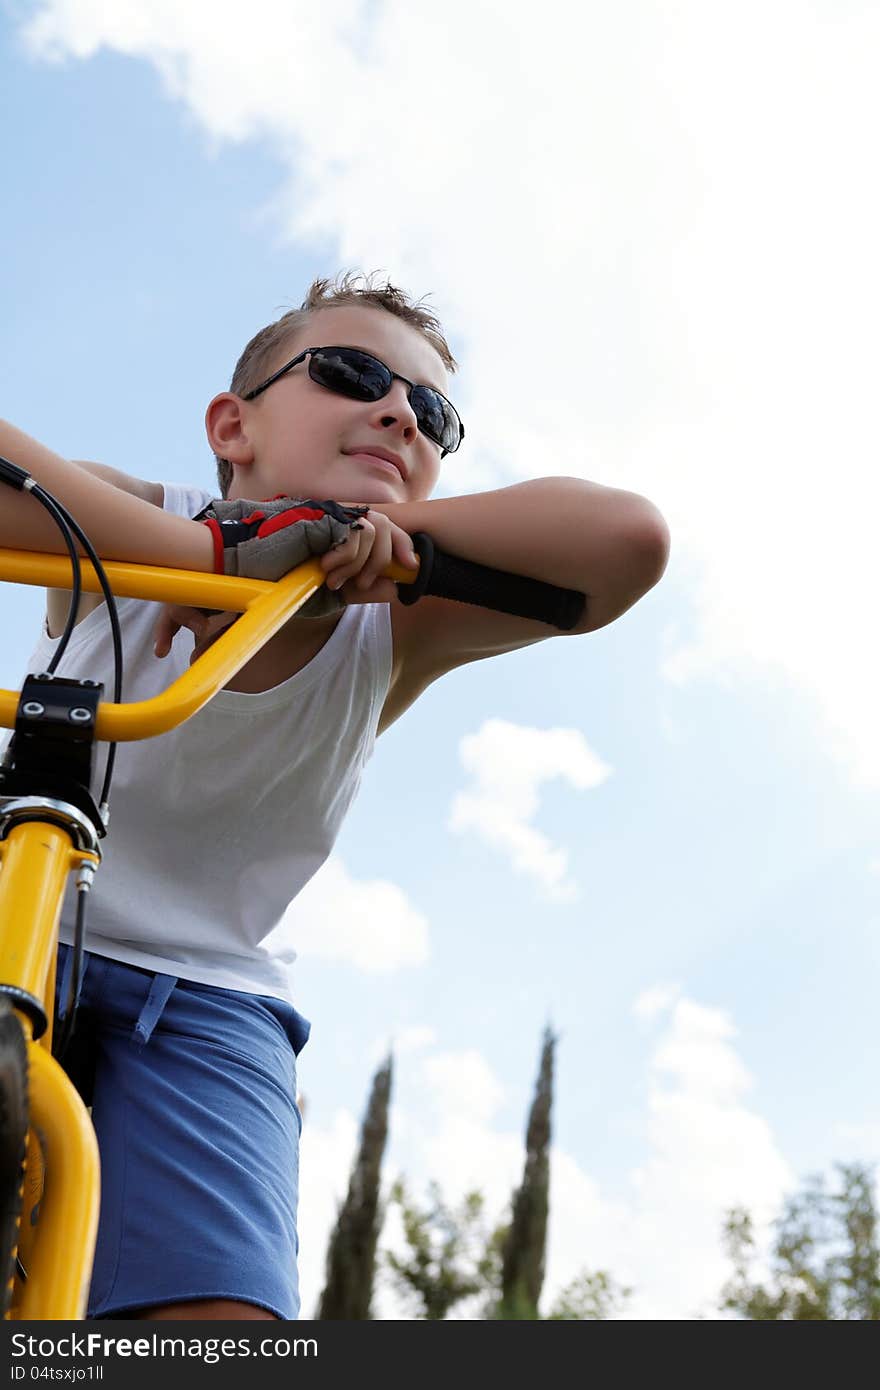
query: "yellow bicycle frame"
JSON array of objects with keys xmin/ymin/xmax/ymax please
[{"xmin": 0, "ymin": 546, "xmax": 414, "ymax": 1318}]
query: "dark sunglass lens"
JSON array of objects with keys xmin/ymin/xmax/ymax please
[
  {"xmin": 310, "ymin": 348, "xmax": 391, "ymax": 401},
  {"xmin": 412, "ymin": 387, "xmax": 460, "ymax": 452}
]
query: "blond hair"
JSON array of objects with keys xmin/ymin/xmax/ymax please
[{"xmin": 215, "ymin": 272, "xmax": 458, "ymax": 496}]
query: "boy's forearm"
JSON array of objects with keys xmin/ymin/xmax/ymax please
[
  {"xmin": 0, "ymin": 420, "xmax": 213, "ymax": 570},
  {"xmin": 373, "ymin": 477, "xmax": 670, "ymax": 622}
]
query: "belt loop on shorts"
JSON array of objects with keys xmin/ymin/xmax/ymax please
[{"xmin": 132, "ymin": 973, "xmax": 178, "ymax": 1047}]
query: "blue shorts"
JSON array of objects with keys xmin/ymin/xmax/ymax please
[{"xmin": 53, "ymin": 944, "xmax": 310, "ymax": 1320}]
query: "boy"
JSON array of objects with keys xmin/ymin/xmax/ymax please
[{"xmin": 0, "ymin": 274, "xmax": 669, "ymax": 1321}]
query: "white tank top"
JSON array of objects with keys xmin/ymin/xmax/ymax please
[{"xmin": 11, "ymin": 483, "xmax": 392, "ymax": 1001}]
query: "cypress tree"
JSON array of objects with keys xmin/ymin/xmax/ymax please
[
  {"xmin": 317, "ymin": 1053, "xmax": 393, "ymax": 1319},
  {"xmin": 499, "ymin": 1025, "xmax": 556, "ymax": 1318}
]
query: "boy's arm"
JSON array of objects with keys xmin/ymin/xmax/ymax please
[
  {"xmin": 0, "ymin": 420, "xmax": 214, "ymax": 567},
  {"xmin": 1, "ymin": 420, "xmax": 212, "ymax": 640},
  {"xmin": 0, "ymin": 414, "xmax": 212, "ymax": 567},
  {"xmin": 46, "ymin": 461, "xmax": 165, "ymax": 636},
  {"xmin": 371, "ymin": 476, "xmax": 669, "ymax": 704}
]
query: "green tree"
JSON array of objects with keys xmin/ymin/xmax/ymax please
[
  {"xmin": 384, "ymin": 1175, "xmax": 630, "ymax": 1320},
  {"xmin": 720, "ymin": 1162, "xmax": 880, "ymax": 1320},
  {"xmin": 381, "ymin": 1026, "xmax": 629, "ymax": 1319},
  {"xmin": 545, "ymin": 1269, "xmax": 633, "ymax": 1320},
  {"xmin": 497, "ymin": 1025, "xmax": 556, "ymax": 1318},
  {"xmin": 317, "ymin": 1054, "xmax": 392, "ymax": 1320},
  {"xmin": 384, "ymin": 1179, "xmax": 505, "ymax": 1320}
]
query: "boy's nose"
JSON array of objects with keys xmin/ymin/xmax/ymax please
[{"xmin": 369, "ymin": 380, "xmax": 419, "ymax": 441}]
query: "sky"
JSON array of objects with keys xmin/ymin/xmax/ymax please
[{"xmin": 1, "ymin": 0, "xmax": 879, "ymax": 1319}]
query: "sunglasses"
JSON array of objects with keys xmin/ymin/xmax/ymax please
[{"xmin": 242, "ymin": 345, "xmax": 464, "ymax": 457}]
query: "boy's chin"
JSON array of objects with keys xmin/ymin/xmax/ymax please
[{"xmin": 337, "ymin": 472, "xmax": 406, "ymax": 505}]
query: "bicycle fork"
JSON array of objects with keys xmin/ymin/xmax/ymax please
[{"xmin": 0, "ymin": 814, "xmax": 100, "ymax": 1319}]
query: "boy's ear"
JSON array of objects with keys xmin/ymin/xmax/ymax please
[{"xmin": 205, "ymin": 392, "xmax": 254, "ymax": 465}]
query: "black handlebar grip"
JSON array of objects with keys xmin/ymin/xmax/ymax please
[{"xmin": 397, "ymin": 532, "xmax": 586, "ymax": 632}]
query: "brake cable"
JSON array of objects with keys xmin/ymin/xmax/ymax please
[{"xmin": 1, "ymin": 454, "xmax": 124, "ymax": 1057}]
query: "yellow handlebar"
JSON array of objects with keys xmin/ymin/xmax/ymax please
[{"xmin": 0, "ymin": 548, "xmax": 415, "ymax": 740}]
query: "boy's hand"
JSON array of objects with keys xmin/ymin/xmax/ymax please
[
  {"xmin": 154, "ymin": 501, "xmax": 419, "ymax": 657},
  {"xmin": 197, "ymin": 496, "xmax": 418, "ymax": 599},
  {"xmin": 154, "ymin": 605, "xmax": 239, "ymax": 663},
  {"xmin": 318, "ymin": 506, "xmax": 419, "ymax": 606},
  {"xmin": 197, "ymin": 494, "xmax": 376, "ymax": 619},
  {"xmin": 198, "ymin": 495, "xmax": 371, "ymax": 577}
]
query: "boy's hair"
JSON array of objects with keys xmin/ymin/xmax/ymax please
[{"xmin": 215, "ymin": 271, "xmax": 458, "ymax": 497}]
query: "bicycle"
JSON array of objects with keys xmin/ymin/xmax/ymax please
[{"xmin": 0, "ymin": 459, "xmax": 584, "ymax": 1319}]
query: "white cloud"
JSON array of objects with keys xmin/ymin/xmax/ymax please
[
  {"xmin": 448, "ymin": 718, "xmax": 611, "ymax": 900},
  {"xmin": 548, "ymin": 992, "xmax": 792, "ymax": 1318},
  {"xmin": 622, "ymin": 994, "xmax": 794, "ymax": 1318},
  {"xmin": 633, "ymin": 982, "xmax": 682, "ymax": 1021},
  {"xmin": 422, "ymin": 1049, "xmax": 506, "ymax": 1127},
  {"xmin": 649, "ymin": 998, "xmax": 753, "ymax": 1103},
  {"xmin": 267, "ymin": 854, "xmax": 430, "ymax": 973},
  {"xmin": 389, "ymin": 1026, "xmax": 437, "ymax": 1056}
]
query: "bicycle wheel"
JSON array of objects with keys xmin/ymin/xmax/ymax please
[{"xmin": 0, "ymin": 998, "xmax": 28, "ymax": 1317}]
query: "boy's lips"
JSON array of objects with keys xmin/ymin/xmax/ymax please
[{"xmin": 343, "ymin": 446, "xmax": 407, "ymax": 482}]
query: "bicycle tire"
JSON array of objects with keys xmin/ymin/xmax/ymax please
[{"xmin": 0, "ymin": 998, "xmax": 28, "ymax": 1317}]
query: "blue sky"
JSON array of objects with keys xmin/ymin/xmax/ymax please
[{"xmin": 2, "ymin": 2, "xmax": 879, "ymax": 1318}]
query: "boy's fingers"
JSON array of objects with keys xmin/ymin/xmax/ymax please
[
  {"xmin": 153, "ymin": 609, "xmax": 183, "ymax": 659},
  {"xmin": 201, "ymin": 612, "xmax": 239, "ymax": 642},
  {"xmin": 325, "ymin": 521, "xmax": 375, "ymax": 590},
  {"xmin": 355, "ymin": 527, "xmax": 392, "ymax": 590},
  {"xmin": 321, "ymin": 517, "xmax": 417, "ymax": 592},
  {"xmin": 390, "ymin": 525, "xmax": 420, "ymax": 569},
  {"xmin": 319, "ymin": 530, "xmax": 361, "ymax": 587},
  {"xmin": 158, "ymin": 603, "xmax": 205, "ymax": 631},
  {"xmin": 189, "ymin": 612, "xmax": 239, "ymax": 664},
  {"xmin": 317, "ymin": 514, "xmax": 417, "ymax": 592},
  {"xmin": 154, "ymin": 604, "xmax": 237, "ymax": 658},
  {"xmin": 320, "ymin": 533, "xmax": 357, "ymax": 571}
]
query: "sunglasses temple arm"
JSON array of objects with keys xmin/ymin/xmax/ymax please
[{"xmin": 396, "ymin": 532, "xmax": 586, "ymax": 632}]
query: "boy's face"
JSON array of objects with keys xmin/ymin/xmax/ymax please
[{"xmin": 211, "ymin": 304, "xmax": 453, "ymax": 505}]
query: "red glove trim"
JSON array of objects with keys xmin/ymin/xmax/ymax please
[
  {"xmin": 257, "ymin": 507, "xmax": 327, "ymax": 537},
  {"xmin": 203, "ymin": 517, "xmax": 226, "ymax": 574}
]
